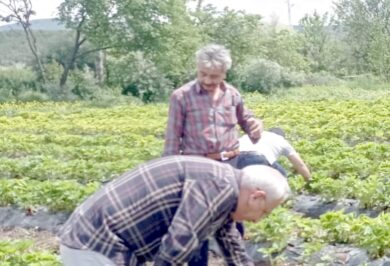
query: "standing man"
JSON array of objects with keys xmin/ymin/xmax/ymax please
[
  {"xmin": 163, "ymin": 44, "xmax": 263, "ymax": 264},
  {"xmin": 163, "ymin": 43, "xmax": 263, "ymax": 164},
  {"xmin": 58, "ymin": 156, "xmax": 290, "ymax": 266}
]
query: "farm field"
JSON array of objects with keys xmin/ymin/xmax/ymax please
[{"xmin": 0, "ymin": 88, "xmax": 389, "ymax": 265}]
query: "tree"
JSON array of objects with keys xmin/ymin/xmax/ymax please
[
  {"xmin": 193, "ymin": 7, "xmax": 265, "ymax": 66},
  {"xmin": 58, "ymin": 0, "xmax": 202, "ymax": 90},
  {"xmin": 262, "ymin": 29, "xmax": 309, "ymax": 72},
  {"xmin": 0, "ymin": 0, "xmax": 46, "ymax": 82},
  {"xmin": 299, "ymin": 12, "xmax": 331, "ymax": 72},
  {"xmin": 334, "ymin": 0, "xmax": 390, "ymax": 79},
  {"xmin": 57, "ymin": 0, "xmax": 113, "ymax": 89}
]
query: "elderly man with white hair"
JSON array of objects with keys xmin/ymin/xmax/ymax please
[{"xmin": 58, "ymin": 156, "xmax": 290, "ymax": 266}]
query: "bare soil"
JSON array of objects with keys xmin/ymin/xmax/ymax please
[{"xmin": 0, "ymin": 227, "xmax": 226, "ymax": 265}]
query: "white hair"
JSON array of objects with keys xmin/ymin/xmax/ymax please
[
  {"xmin": 241, "ymin": 165, "xmax": 291, "ymax": 203},
  {"xmin": 196, "ymin": 44, "xmax": 232, "ymax": 72}
]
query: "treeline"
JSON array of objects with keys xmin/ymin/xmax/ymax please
[{"xmin": 0, "ymin": 0, "xmax": 389, "ymax": 103}]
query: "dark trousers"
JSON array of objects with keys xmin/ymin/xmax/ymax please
[
  {"xmin": 188, "ymin": 156, "xmax": 239, "ymax": 266},
  {"xmin": 237, "ymin": 152, "xmax": 287, "ymax": 177}
]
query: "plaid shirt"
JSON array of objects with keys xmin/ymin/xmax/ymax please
[
  {"xmin": 59, "ymin": 156, "xmax": 253, "ymax": 266},
  {"xmin": 163, "ymin": 80, "xmax": 254, "ymax": 156}
]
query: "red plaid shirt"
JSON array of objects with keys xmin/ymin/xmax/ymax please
[{"xmin": 163, "ymin": 80, "xmax": 254, "ymax": 156}]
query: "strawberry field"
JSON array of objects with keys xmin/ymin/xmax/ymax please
[{"xmin": 0, "ymin": 88, "xmax": 389, "ymax": 265}]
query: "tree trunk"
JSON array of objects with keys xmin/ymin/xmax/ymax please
[
  {"xmin": 22, "ymin": 25, "xmax": 47, "ymax": 83},
  {"xmin": 59, "ymin": 26, "xmax": 86, "ymax": 89},
  {"xmin": 95, "ymin": 50, "xmax": 105, "ymax": 85}
]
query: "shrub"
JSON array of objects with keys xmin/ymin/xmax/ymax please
[
  {"xmin": 41, "ymin": 82, "xmax": 78, "ymax": 101},
  {"xmin": 86, "ymin": 87, "xmax": 143, "ymax": 108},
  {"xmin": 281, "ymin": 70, "xmax": 306, "ymax": 87},
  {"xmin": 0, "ymin": 89, "xmax": 15, "ymax": 103},
  {"xmin": 69, "ymin": 67, "xmax": 100, "ymax": 100},
  {"xmin": 0, "ymin": 68, "xmax": 39, "ymax": 96},
  {"xmin": 304, "ymin": 71, "xmax": 342, "ymax": 86},
  {"xmin": 236, "ymin": 58, "xmax": 283, "ymax": 93},
  {"xmin": 344, "ymin": 74, "xmax": 387, "ymax": 90},
  {"xmin": 107, "ymin": 52, "xmax": 173, "ymax": 103},
  {"xmin": 17, "ymin": 90, "xmax": 49, "ymax": 102}
]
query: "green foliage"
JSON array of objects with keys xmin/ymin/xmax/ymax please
[
  {"xmin": 0, "ymin": 240, "xmax": 60, "ymax": 265},
  {"xmin": 0, "ymin": 30, "xmax": 73, "ymax": 66},
  {"xmin": 299, "ymin": 12, "xmax": 334, "ymax": 72},
  {"xmin": 236, "ymin": 58, "xmax": 283, "ymax": 93},
  {"xmin": 334, "ymin": 0, "xmax": 390, "ymax": 79},
  {"xmin": 107, "ymin": 52, "xmax": 173, "ymax": 102},
  {"xmin": 194, "ymin": 7, "xmax": 265, "ymax": 66},
  {"xmin": 0, "ymin": 68, "xmax": 39, "ymax": 96},
  {"xmin": 17, "ymin": 91, "xmax": 49, "ymax": 102},
  {"xmin": 262, "ymin": 29, "xmax": 309, "ymax": 72},
  {"xmin": 247, "ymin": 209, "xmax": 390, "ymax": 259},
  {"xmin": 281, "ymin": 70, "xmax": 306, "ymax": 87},
  {"xmin": 0, "ymin": 178, "xmax": 100, "ymax": 212},
  {"xmin": 304, "ymin": 71, "xmax": 342, "ymax": 86}
]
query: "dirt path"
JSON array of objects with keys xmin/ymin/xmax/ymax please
[{"xmin": 0, "ymin": 227, "xmax": 226, "ymax": 265}]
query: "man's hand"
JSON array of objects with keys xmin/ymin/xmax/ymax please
[{"xmin": 247, "ymin": 118, "xmax": 263, "ymax": 143}]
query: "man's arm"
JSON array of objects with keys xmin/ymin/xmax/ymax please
[
  {"xmin": 235, "ymin": 95, "xmax": 263, "ymax": 143},
  {"xmin": 163, "ymin": 93, "xmax": 184, "ymax": 156},
  {"xmin": 214, "ymin": 220, "xmax": 254, "ymax": 266},
  {"xmin": 287, "ymin": 153, "xmax": 311, "ymax": 181},
  {"xmin": 154, "ymin": 178, "xmax": 237, "ymax": 265}
]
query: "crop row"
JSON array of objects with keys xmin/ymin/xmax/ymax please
[{"xmin": 246, "ymin": 208, "xmax": 390, "ymax": 259}]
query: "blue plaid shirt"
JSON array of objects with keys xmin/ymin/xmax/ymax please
[{"xmin": 59, "ymin": 156, "xmax": 253, "ymax": 266}]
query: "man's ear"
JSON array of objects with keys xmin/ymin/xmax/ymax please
[{"xmin": 251, "ymin": 190, "xmax": 266, "ymax": 200}]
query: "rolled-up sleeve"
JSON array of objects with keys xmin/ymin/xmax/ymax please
[
  {"xmin": 235, "ymin": 95, "xmax": 255, "ymax": 134},
  {"xmin": 215, "ymin": 220, "xmax": 254, "ymax": 266}
]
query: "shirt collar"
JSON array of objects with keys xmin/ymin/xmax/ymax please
[{"xmin": 194, "ymin": 80, "xmax": 227, "ymax": 94}]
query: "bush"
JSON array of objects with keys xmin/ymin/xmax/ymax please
[
  {"xmin": 69, "ymin": 67, "xmax": 101, "ymax": 100},
  {"xmin": 17, "ymin": 90, "xmax": 49, "ymax": 102},
  {"xmin": 107, "ymin": 52, "xmax": 173, "ymax": 103},
  {"xmin": 281, "ymin": 70, "xmax": 306, "ymax": 87},
  {"xmin": 86, "ymin": 87, "xmax": 143, "ymax": 108},
  {"xmin": 304, "ymin": 71, "xmax": 342, "ymax": 86},
  {"xmin": 41, "ymin": 82, "xmax": 78, "ymax": 101},
  {"xmin": 0, "ymin": 89, "xmax": 15, "ymax": 103},
  {"xmin": 0, "ymin": 68, "xmax": 39, "ymax": 96},
  {"xmin": 236, "ymin": 58, "xmax": 283, "ymax": 93},
  {"xmin": 344, "ymin": 74, "xmax": 387, "ymax": 90}
]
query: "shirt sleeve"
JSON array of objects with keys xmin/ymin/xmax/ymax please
[
  {"xmin": 163, "ymin": 92, "xmax": 184, "ymax": 156},
  {"xmin": 215, "ymin": 220, "xmax": 254, "ymax": 266},
  {"xmin": 235, "ymin": 93, "xmax": 255, "ymax": 134},
  {"xmin": 154, "ymin": 178, "xmax": 237, "ymax": 265},
  {"xmin": 281, "ymin": 138, "xmax": 297, "ymax": 157}
]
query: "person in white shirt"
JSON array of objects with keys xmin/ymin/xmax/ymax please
[{"xmin": 237, "ymin": 127, "xmax": 311, "ymax": 181}]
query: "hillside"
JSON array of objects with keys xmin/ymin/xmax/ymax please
[
  {"xmin": 0, "ymin": 18, "xmax": 64, "ymax": 31},
  {"xmin": 0, "ymin": 29, "xmax": 73, "ymax": 66}
]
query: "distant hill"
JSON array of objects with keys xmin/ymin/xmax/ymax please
[{"xmin": 0, "ymin": 18, "xmax": 65, "ymax": 31}]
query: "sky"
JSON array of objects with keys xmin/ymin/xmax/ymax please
[{"xmin": 0, "ymin": 0, "xmax": 335, "ymax": 26}]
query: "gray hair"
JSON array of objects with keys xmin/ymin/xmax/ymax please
[
  {"xmin": 241, "ymin": 165, "xmax": 291, "ymax": 203},
  {"xmin": 196, "ymin": 44, "xmax": 232, "ymax": 72}
]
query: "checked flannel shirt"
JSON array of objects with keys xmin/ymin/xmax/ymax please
[
  {"xmin": 58, "ymin": 156, "xmax": 253, "ymax": 266},
  {"xmin": 163, "ymin": 80, "xmax": 254, "ymax": 156}
]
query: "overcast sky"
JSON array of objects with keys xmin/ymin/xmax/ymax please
[{"xmin": 0, "ymin": 0, "xmax": 335, "ymax": 26}]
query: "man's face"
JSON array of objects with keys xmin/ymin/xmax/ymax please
[
  {"xmin": 232, "ymin": 190, "xmax": 281, "ymax": 223},
  {"xmin": 196, "ymin": 64, "xmax": 226, "ymax": 92}
]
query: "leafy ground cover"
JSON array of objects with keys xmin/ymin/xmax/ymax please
[{"xmin": 0, "ymin": 88, "xmax": 389, "ymax": 264}]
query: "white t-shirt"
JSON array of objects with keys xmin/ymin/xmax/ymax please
[{"xmin": 239, "ymin": 131, "xmax": 297, "ymax": 164}]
